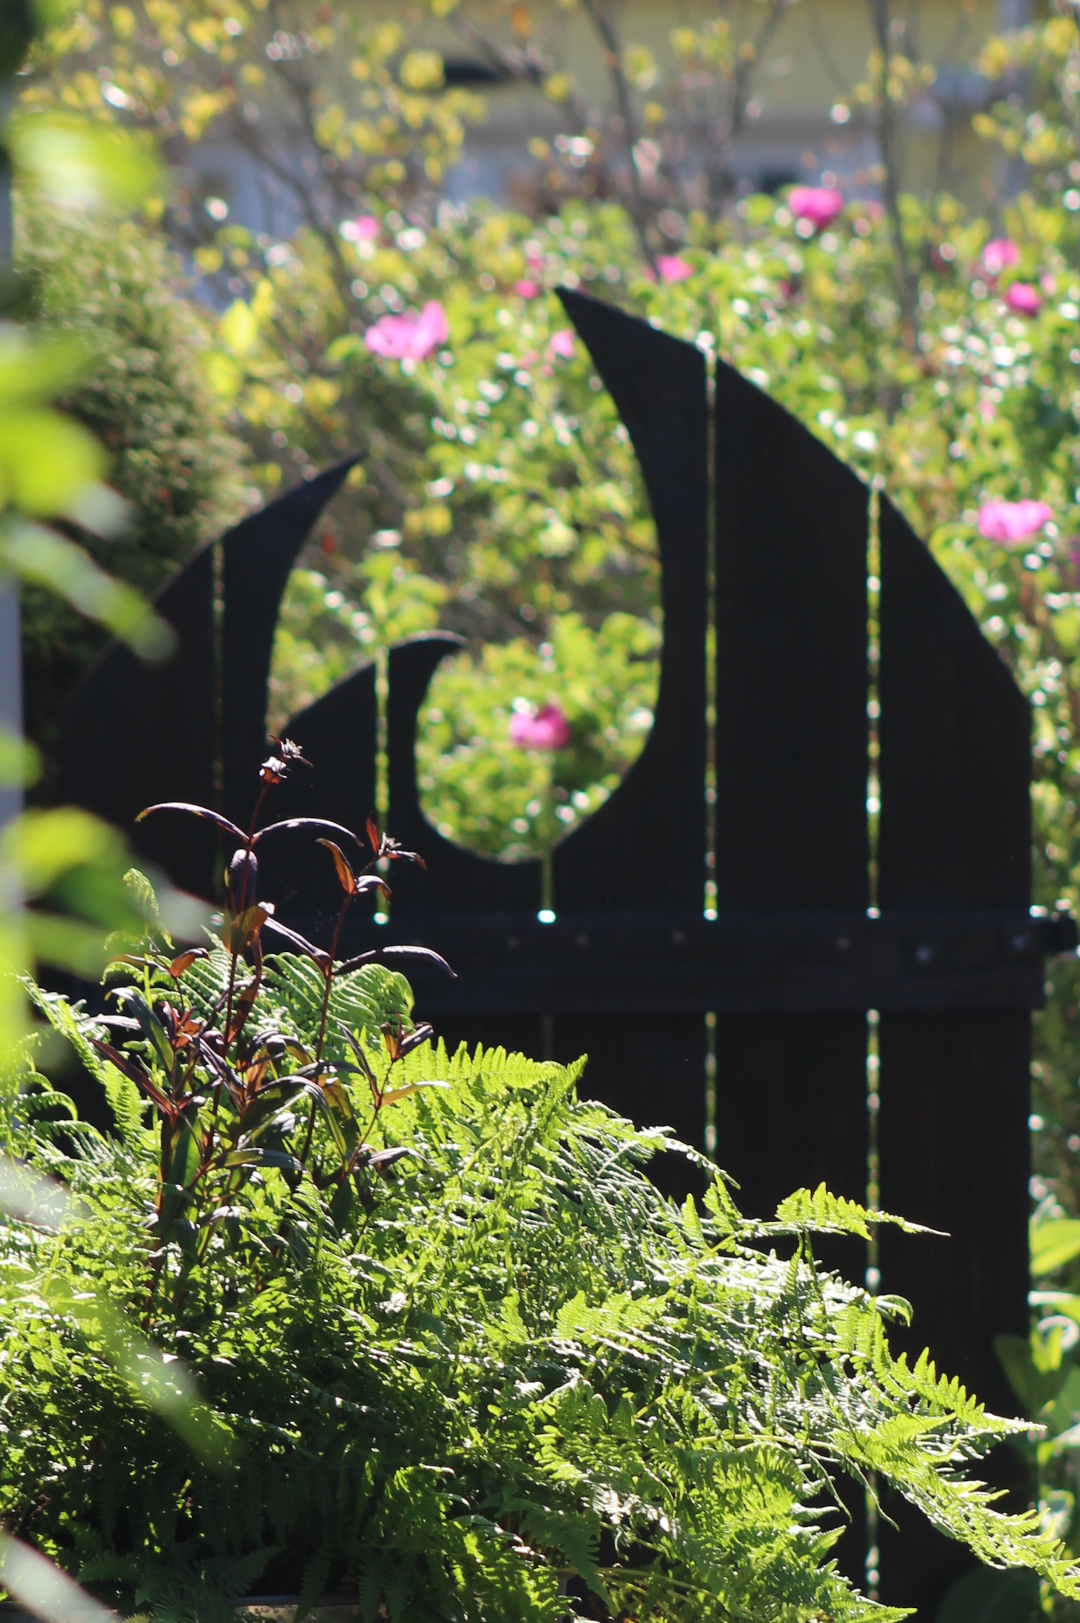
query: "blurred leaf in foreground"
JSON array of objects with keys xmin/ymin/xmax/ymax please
[{"xmin": 0, "ymin": 1534, "xmax": 120, "ymax": 1623}]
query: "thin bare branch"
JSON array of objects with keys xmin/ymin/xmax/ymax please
[
  {"xmin": 580, "ymin": 0, "xmax": 654, "ymax": 265},
  {"xmin": 868, "ymin": 0, "xmax": 918, "ymax": 340}
]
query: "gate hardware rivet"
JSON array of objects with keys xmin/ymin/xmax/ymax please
[
  {"xmin": 915, "ymin": 944, "xmax": 933, "ymax": 965},
  {"xmin": 672, "ymin": 931, "xmax": 685, "ymax": 944}
]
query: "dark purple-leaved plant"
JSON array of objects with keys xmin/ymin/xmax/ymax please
[{"xmin": 91, "ymin": 740, "xmax": 454, "ymax": 1324}]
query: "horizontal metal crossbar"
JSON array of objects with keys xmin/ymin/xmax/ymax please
[{"xmin": 319, "ymin": 907, "xmax": 1079, "ymax": 1015}]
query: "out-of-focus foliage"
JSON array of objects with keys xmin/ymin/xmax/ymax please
[
  {"xmin": 0, "ymin": 5, "xmax": 196, "ymax": 1061},
  {"xmin": 995, "ymin": 1204, "xmax": 1080, "ymax": 1592},
  {"xmin": 15, "ymin": 192, "xmax": 248, "ymax": 795},
  {"xmin": 21, "ymin": 1, "xmax": 484, "ymax": 229},
  {"xmin": 418, "ymin": 613, "xmax": 658, "ymax": 858}
]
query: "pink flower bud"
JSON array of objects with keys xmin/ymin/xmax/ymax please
[
  {"xmin": 1005, "ymin": 281, "xmax": 1041, "ymax": 316},
  {"xmin": 788, "ymin": 186, "xmax": 844, "ymax": 229},
  {"xmin": 340, "ymin": 215, "xmax": 380, "ymax": 243},
  {"xmin": 508, "ymin": 703, "xmax": 571, "ymax": 751},
  {"xmin": 514, "ymin": 280, "xmax": 539, "ymax": 298},
  {"xmin": 982, "ymin": 238, "xmax": 1020, "ymax": 276},
  {"xmin": 365, "ymin": 301, "xmax": 449, "ymax": 361},
  {"xmin": 976, "ymin": 498, "xmax": 1052, "ymax": 544},
  {"xmin": 656, "ymin": 254, "xmax": 693, "ymax": 283},
  {"xmin": 547, "ymin": 329, "xmax": 576, "ymax": 360}
]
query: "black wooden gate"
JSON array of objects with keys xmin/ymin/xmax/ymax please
[{"xmin": 62, "ymin": 290, "xmax": 1074, "ymax": 1615}]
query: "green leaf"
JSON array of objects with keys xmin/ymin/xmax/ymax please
[
  {"xmin": 220, "ymin": 298, "xmax": 259, "ymax": 355},
  {"xmin": 237, "ymin": 1078, "xmax": 315, "ymax": 1138},
  {"xmin": 223, "ymin": 1147, "xmax": 302, "ymax": 1173},
  {"xmin": 773, "ymin": 1183, "xmax": 935, "ymax": 1238},
  {"xmin": 1031, "ymin": 1219, "xmax": 1080, "ymax": 1276},
  {"xmin": 995, "ymin": 1331, "xmax": 1074, "ymax": 1416},
  {"xmin": 11, "ymin": 116, "xmax": 160, "ymax": 212},
  {"xmin": 937, "ymin": 1565, "xmax": 1040, "ymax": 1623},
  {"xmin": 0, "ymin": 520, "xmax": 173, "ymax": 657}
]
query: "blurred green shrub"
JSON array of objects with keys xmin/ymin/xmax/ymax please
[{"xmin": 14, "ymin": 193, "xmax": 248, "ymax": 794}]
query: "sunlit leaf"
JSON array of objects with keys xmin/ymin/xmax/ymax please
[
  {"xmin": 1032, "ymin": 1220, "xmax": 1080, "ymax": 1276},
  {"xmin": 12, "ymin": 116, "xmax": 159, "ymax": 212},
  {"xmin": 0, "ymin": 520, "xmax": 173, "ymax": 658},
  {"xmin": 0, "ymin": 1534, "xmax": 120, "ymax": 1623}
]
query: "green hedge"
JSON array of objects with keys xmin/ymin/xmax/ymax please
[{"xmin": 14, "ymin": 194, "xmax": 248, "ymax": 795}]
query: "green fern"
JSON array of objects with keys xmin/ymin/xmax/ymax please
[
  {"xmin": 3, "ymin": 957, "xmax": 1076, "ymax": 1623},
  {"xmin": 773, "ymin": 1183, "xmax": 937, "ymax": 1239}
]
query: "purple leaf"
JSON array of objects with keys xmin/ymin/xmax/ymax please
[
  {"xmin": 380, "ymin": 944, "xmax": 456, "ymax": 978},
  {"xmin": 137, "ymin": 803, "xmax": 247, "ymax": 842},
  {"xmin": 253, "ymin": 818, "xmax": 364, "ymax": 848},
  {"xmin": 262, "ymin": 918, "xmax": 331, "ymax": 966}
]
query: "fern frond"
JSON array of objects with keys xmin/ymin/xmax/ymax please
[{"xmin": 772, "ymin": 1184, "xmax": 940, "ymax": 1239}]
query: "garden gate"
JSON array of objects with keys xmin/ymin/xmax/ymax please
[{"xmin": 62, "ymin": 289, "xmax": 1075, "ymax": 1615}]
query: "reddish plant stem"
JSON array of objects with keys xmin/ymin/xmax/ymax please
[{"xmin": 299, "ymin": 896, "xmax": 353, "ymax": 1172}]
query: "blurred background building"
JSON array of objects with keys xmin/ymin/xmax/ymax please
[{"xmin": 177, "ymin": 0, "xmax": 1037, "ymax": 247}]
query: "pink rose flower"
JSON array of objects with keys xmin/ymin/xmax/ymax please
[
  {"xmin": 365, "ymin": 301, "xmax": 449, "ymax": 361},
  {"xmin": 547, "ymin": 329, "xmax": 575, "ymax": 360},
  {"xmin": 509, "ymin": 702, "xmax": 571, "ymax": 751},
  {"xmin": 656, "ymin": 254, "xmax": 692, "ymax": 283},
  {"xmin": 340, "ymin": 215, "xmax": 380, "ymax": 243},
  {"xmin": 514, "ymin": 279, "xmax": 539, "ymax": 298},
  {"xmin": 1005, "ymin": 281, "xmax": 1041, "ymax": 315},
  {"xmin": 977, "ymin": 498, "xmax": 1053, "ymax": 544},
  {"xmin": 788, "ymin": 186, "xmax": 844, "ymax": 229},
  {"xmin": 982, "ymin": 238, "xmax": 1019, "ymax": 276}
]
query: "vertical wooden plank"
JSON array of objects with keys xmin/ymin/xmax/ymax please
[
  {"xmin": 711, "ymin": 370, "xmax": 870, "ymax": 1213},
  {"xmin": 877, "ymin": 498, "xmax": 1029, "ymax": 909},
  {"xmin": 877, "ymin": 496, "xmax": 1032, "ymax": 1613},
  {"xmin": 60, "ymin": 546, "xmax": 217, "ymax": 898},
  {"xmin": 876, "ymin": 1010, "xmax": 1030, "ymax": 1401},
  {"xmin": 709, "ymin": 371, "xmax": 872, "ymax": 1590},
  {"xmin": 548, "ymin": 294, "xmax": 711, "ymax": 1165},
  {"xmin": 554, "ymin": 1013, "xmax": 707, "ymax": 1201},
  {"xmin": 388, "ymin": 295, "xmax": 712, "ymax": 1166},
  {"xmin": 61, "ymin": 464, "xmax": 357, "ymax": 900},
  {"xmin": 712, "ymin": 367, "xmax": 870, "ymax": 912},
  {"xmin": 714, "ymin": 1013, "xmax": 869, "ymax": 1222},
  {"xmin": 711, "ymin": 1006, "xmax": 870, "ymax": 1589}
]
